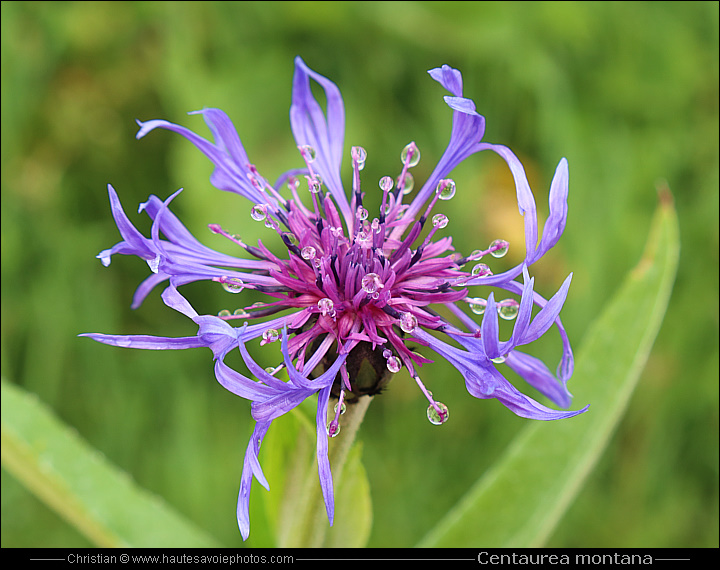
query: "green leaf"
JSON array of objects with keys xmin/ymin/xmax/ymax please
[
  {"xmin": 1, "ymin": 378, "xmax": 222, "ymax": 548},
  {"xmin": 418, "ymin": 192, "xmax": 680, "ymax": 548}
]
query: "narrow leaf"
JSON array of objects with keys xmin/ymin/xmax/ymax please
[
  {"xmin": 418, "ymin": 192, "xmax": 679, "ymax": 547},
  {"xmin": 1, "ymin": 378, "xmax": 222, "ymax": 548}
]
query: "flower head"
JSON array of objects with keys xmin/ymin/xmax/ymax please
[{"xmin": 82, "ymin": 57, "xmax": 586, "ymax": 540}]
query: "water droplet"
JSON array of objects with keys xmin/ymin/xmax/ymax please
[
  {"xmin": 301, "ymin": 246, "xmax": 316, "ymax": 260},
  {"xmin": 334, "ymin": 401, "xmax": 347, "ymax": 415},
  {"xmin": 399, "ymin": 312, "xmax": 418, "ymax": 333},
  {"xmin": 208, "ymin": 224, "xmax": 222, "ymax": 234},
  {"xmin": 497, "ymin": 299, "xmax": 520, "ymax": 320},
  {"xmin": 379, "ymin": 176, "xmax": 394, "ymax": 193},
  {"xmin": 387, "ymin": 355, "xmax": 402, "ymax": 373},
  {"xmin": 355, "ymin": 230, "xmax": 372, "ymax": 247},
  {"xmin": 218, "ymin": 309, "xmax": 232, "ymax": 317},
  {"xmin": 399, "ymin": 172, "xmax": 415, "ymax": 195},
  {"xmin": 327, "ymin": 422, "xmax": 341, "ymax": 438},
  {"xmin": 400, "ymin": 142, "xmax": 421, "ymax": 167},
  {"xmin": 436, "ymin": 179, "xmax": 456, "ymax": 200},
  {"xmin": 248, "ymin": 174, "xmax": 264, "ymax": 191},
  {"xmin": 382, "ymin": 348, "xmax": 393, "ymax": 359},
  {"xmin": 356, "ymin": 206, "xmax": 368, "ymax": 221},
  {"xmin": 287, "ymin": 176, "xmax": 300, "ymax": 192},
  {"xmin": 282, "ymin": 232, "xmax": 299, "ymax": 246},
  {"xmin": 233, "ymin": 308, "xmax": 249, "ymax": 317},
  {"xmin": 361, "ymin": 272, "xmax": 383, "ymax": 294},
  {"xmin": 262, "ymin": 328, "xmax": 280, "ymax": 343},
  {"xmin": 298, "ymin": 144, "xmax": 316, "ymax": 163},
  {"xmin": 471, "ymin": 263, "xmax": 492, "ymax": 277},
  {"xmin": 427, "ymin": 402, "xmax": 449, "ymax": 425},
  {"xmin": 221, "ymin": 278, "xmax": 244, "ymax": 294},
  {"xmin": 351, "ymin": 146, "xmax": 367, "ymax": 170},
  {"xmin": 264, "ymin": 366, "xmax": 276, "ymax": 374},
  {"xmin": 468, "ymin": 298, "xmax": 487, "ymax": 315},
  {"xmin": 489, "ymin": 239, "xmax": 509, "ymax": 258},
  {"xmin": 470, "ymin": 249, "xmax": 484, "ymax": 261},
  {"xmin": 317, "ymin": 297, "xmax": 334, "ymax": 316},
  {"xmin": 491, "ymin": 355, "xmax": 507, "ymax": 364},
  {"xmin": 432, "ymin": 213, "xmax": 449, "ymax": 228},
  {"xmin": 308, "ymin": 178, "xmax": 322, "ymax": 194},
  {"xmin": 250, "ymin": 204, "xmax": 268, "ymax": 221}
]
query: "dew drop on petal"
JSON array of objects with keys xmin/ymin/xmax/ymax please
[
  {"xmin": 399, "ymin": 172, "xmax": 415, "ymax": 195},
  {"xmin": 361, "ymin": 272, "xmax": 383, "ymax": 294},
  {"xmin": 298, "ymin": 144, "xmax": 317, "ymax": 163},
  {"xmin": 301, "ymin": 246, "xmax": 316, "ymax": 260},
  {"xmin": 308, "ymin": 178, "xmax": 322, "ymax": 194},
  {"xmin": 432, "ymin": 213, "xmax": 449, "ymax": 228},
  {"xmin": 250, "ymin": 204, "xmax": 268, "ymax": 221},
  {"xmin": 400, "ymin": 142, "xmax": 421, "ymax": 167},
  {"xmin": 469, "ymin": 298, "xmax": 487, "ymax": 315},
  {"xmin": 356, "ymin": 206, "xmax": 368, "ymax": 221},
  {"xmin": 351, "ymin": 146, "xmax": 367, "ymax": 170},
  {"xmin": 379, "ymin": 176, "xmax": 394, "ymax": 193},
  {"xmin": 489, "ymin": 239, "xmax": 509, "ymax": 258},
  {"xmin": 491, "ymin": 355, "xmax": 507, "ymax": 364},
  {"xmin": 327, "ymin": 421, "xmax": 341, "ymax": 438},
  {"xmin": 471, "ymin": 263, "xmax": 493, "ymax": 277},
  {"xmin": 386, "ymin": 355, "xmax": 402, "ymax": 373},
  {"xmin": 497, "ymin": 299, "xmax": 520, "ymax": 320},
  {"xmin": 287, "ymin": 176, "xmax": 300, "ymax": 192},
  {"xmin": 399, "ymin": 312, "xmax": 418, "ymax": 333},
  {"xmin": 355, "ymin": 230, "xmax": 372, "ymax": 247},
  {"xmin": 334, "ymin": 401, "xmax": 347, "ymax": 415},
  {"xmin": 427, "ymin": 402, "xmax": 449, "ymax": 425},
  {"xmin": 208, "ymin": 224, "xmax": 222, "ymax": 234},
  {"xmin": 317, "ymin": 297, "xmax": 334, "ymax": 316},
  {"xmin": 221, "ymin": 278, "xmax": 244, "ymax": 294},
  {"xmin": 248, "ymin": 174, "xmax": 264, "ymax": 191},
  {"xmin": 382, "ymin": 349, "xmax": 393, "ymax": 359},
  {"xmin": 217, "ymin": 309, "xmax": 232, "ymax": 317},
  {"xmin": 233, "ymin": 308, "xmax": 249, "ymax": 317},
  {"xmin": 262, "ymin": 328, "xmax": 280, "ymax": 343},
  {"xmin": 282, "ymin": 231, "xmax": 299, "ymax": 246},
  {"xmin": 435, "ymin": 179, "xmax": 456, "ymax": 200}
]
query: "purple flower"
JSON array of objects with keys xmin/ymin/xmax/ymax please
[{"xmin": 81, "ymin": 58, "xmax": 587, "ymax": 540}]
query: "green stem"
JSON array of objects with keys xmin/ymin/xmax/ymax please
[
  {"xmin": 279, "ymin": 395, "xmax": 372, "ymax": 547},
  {"xmin": 308, "ymin": 395, "xmax": 373, "ymax": 547}
]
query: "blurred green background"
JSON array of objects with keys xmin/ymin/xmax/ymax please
[{"xmin": 1, "ymin": 1, "xmax": 717, "ymax": 548}]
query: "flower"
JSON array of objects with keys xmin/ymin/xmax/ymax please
[{"xmin": 81, "ymin": 57, "xmax": 587, "ymax": 540}]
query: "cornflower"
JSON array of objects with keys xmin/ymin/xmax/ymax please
[{"xmin": 81, "ymin": 57, "xmax": 587, "ymax": 540}]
